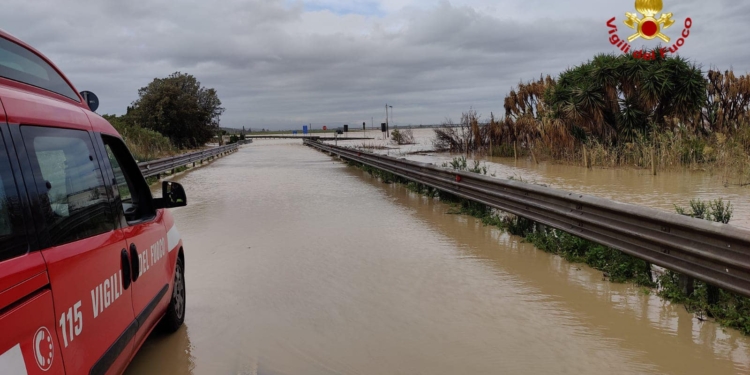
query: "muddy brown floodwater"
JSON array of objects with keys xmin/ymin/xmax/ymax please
[
  {"xmin": 338, "ymin": 127, "xmax": 750, "ymax": 229},
  {"xmin": 126, "ymin": 139, "xmax": 750, "ymax": 375}
]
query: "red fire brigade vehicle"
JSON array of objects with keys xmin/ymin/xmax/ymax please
[{"xmin": 0, "ymin": 29, "xmax": 187, "ymax": 374}]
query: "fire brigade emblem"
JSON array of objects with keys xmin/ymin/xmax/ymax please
[
  {"xmin": 33, "ymin": 326, "xmax": 54, "ymax": 371},
  {"xmin": 624, "ymin": 0, "xmax": 675, "ymax": 42}
]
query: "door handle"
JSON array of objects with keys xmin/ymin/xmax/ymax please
[
  {"xmin": 120, "ymin": 249, "xmax": 132, "ymax": 290},
  {"xmin": 130, "ymin": 243, "xmax": 140, "ymax": 282}
]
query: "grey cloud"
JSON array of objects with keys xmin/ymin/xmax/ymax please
[{"xmin": 1, "ymin": 0, "xmax": 748, "ymax": 129}]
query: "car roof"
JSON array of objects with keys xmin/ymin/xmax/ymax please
[{"xmin": 0, "ymin": 29, "xmax": 119, "ymax": 136}]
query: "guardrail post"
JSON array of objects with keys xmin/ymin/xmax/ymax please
[
  {"xmin": 171, "ymin": 168, "xmax": 175, "ymax": 175},
  {"xmin": 678, "ymin": 274, "xmax": 694, "ymax": 296},
  {"xmin": 707, "ymin": 284, "xmax": 720, "ymax": 307}
]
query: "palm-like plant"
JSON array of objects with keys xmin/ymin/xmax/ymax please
[{"xmin": 549, "ymin": 49, "xmax": 705, "ymax": 145}]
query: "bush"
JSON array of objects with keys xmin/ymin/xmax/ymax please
[
  {"xmin": 103, "ymin": 114, "xmax": 176, "ymax": 161},
  {"xmin": 391, "ymin": 129, "xmax": 415, "ymax": 145}
]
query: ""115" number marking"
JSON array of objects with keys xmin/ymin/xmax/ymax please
[{"xmin": 58, "ymin": 301, "xmax": 83, "ymax": 348}]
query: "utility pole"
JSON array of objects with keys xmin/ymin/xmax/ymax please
[{"xmin": 385, "ymin": 104, "xmax": 389, "ymax": 139}]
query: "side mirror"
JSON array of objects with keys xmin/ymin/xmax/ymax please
[
  {"xmin": 80, "ymin": 91, "xmax": 99, "ymax": 112},
  {"xmin": 154, "ymin": 181, "xmax": 187, "ymax": 209}
]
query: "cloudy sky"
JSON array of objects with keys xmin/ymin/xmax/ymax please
[{"xmin": 1, "ymin": 0, "xmax": 748, "ymax": 130}]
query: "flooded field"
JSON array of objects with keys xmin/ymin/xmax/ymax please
[
  {"xmin": 126, "ymin": 139, "xmax": 750, "ymax": 375},
  {"xmin": 337, "ymin": 128, "xmax": 750, "ymax": 229}
]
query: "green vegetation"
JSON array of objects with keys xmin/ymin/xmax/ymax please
[
  {"xmin": 101, "ymin": 71, "xmax": 228, "ymax": 161},
  {"xmin": 227, "ymin": 132, "xmax": 246, "ymax": 144},
  {"xmin": 435, "ymin": 52, "xmax": 750, "ymax": 185},
  {"xmin": 524, "ymin": 226, "xmax": 655, "ymax": 286},
  {"xmin": 346, "ymin": 155, "xmax": 750, "ymax": 334},
  {"xmin": 102, "ymin": 114, "xmax": 176, "ymax": 161},
  {"xmin": 128, "ymin": 72, "xmax": 225, "ymax": 149},
  {"xmin": 441, "ymin": 155, "xmax": 488, "ymax": 175},
  {"xmin": 656, "ymin": 199, "xmax": 750, "ymax": 334}
]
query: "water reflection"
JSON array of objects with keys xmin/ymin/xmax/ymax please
[
  {"xmin": 387, "ymin": 172, "xmax": 750, "ymax": 373},
  {"xmin": 124, "ymin": 325, "xmax": 195, "ymax": 375},
  {"xmin": 337, "ymin": 128, "xmax": 750, "ymax": 229},
  {"xmin": 125, "ymin": 140, "xmax": 750, "ymax": 375}
]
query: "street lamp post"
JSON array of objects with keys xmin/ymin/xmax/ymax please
[{"xmin": 385, "ymin": 104, "xmax": 393, "ymax": 139}]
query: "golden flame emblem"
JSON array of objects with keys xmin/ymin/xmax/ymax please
[{"xmin": 624, "ymin": 0, "xmax": 676, "ymax": 42}]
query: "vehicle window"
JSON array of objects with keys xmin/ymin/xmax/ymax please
[
  {"xmin": 102, "ymin": 136, "xmax": 155, "ymax": 223},
  {"xmin": 0, "ymin": 37, "xmax": 79, "ymax": 101},
  {"xmin": 21, "ymin": 126, "xmax": 115, "ymax": 247},
  {"xmin": 0, "ymin": 172, "xmax": 10, "ymax": 237},
  {"xmin": 0, "ymin": 132, "xmax": 29, "ymax": 262},
  {"xmin": 105, "ymin": 144, "xmax": 133, "ymax": 202}
]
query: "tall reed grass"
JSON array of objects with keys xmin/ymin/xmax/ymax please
[
  {"xmin": 104, "ymin": 114, "xmax": 177, "ymax": 161},
  {"xmin": 434, "ymin": 62, "xmax": 750, "ymax": 182}
]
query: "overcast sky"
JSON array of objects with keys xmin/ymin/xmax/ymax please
[{"xmin": 2, "ymin": 0, "xmax": 748, "ymax": 130}]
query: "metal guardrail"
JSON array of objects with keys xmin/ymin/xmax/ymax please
[
  {"xmin": 138, "ymin": 142, "xmax": 243, "ymax": 178},
  {"xmin": 304, "ymin": 139, "xmax": 750, "ymax": 297},
  {"xmin": 246, "ymin": 135, "xmax": 373, "ymax": 140}
]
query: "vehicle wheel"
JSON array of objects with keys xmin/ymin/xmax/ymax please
[{"xmin": 161, "ymin": 258, "xmax": 185, "ymax": 333}]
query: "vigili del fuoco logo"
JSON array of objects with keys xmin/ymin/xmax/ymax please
[{"xmin": 606, "ymin": 0, "xmax": 692, "ymax": 60}]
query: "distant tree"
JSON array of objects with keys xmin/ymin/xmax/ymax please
[{"xmin": 129, "ymin": 72, "xmax": 225, "ymax": 149}]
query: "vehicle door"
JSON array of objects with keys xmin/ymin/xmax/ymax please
[
  {"xmin": 16, "ymin": 124, "xmax": 135, "ymax": 375},
  {"xmin": 99, "ymin": 134, "xmax": 171, "ymax": 347},
  {"xmin": 0, "ymin": 118, "xmax": 66, "ymax": 374}
]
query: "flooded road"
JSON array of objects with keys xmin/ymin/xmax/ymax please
[{"xmin": 126, "ymin": 140, "xmax": 750, "ymax": 375}]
